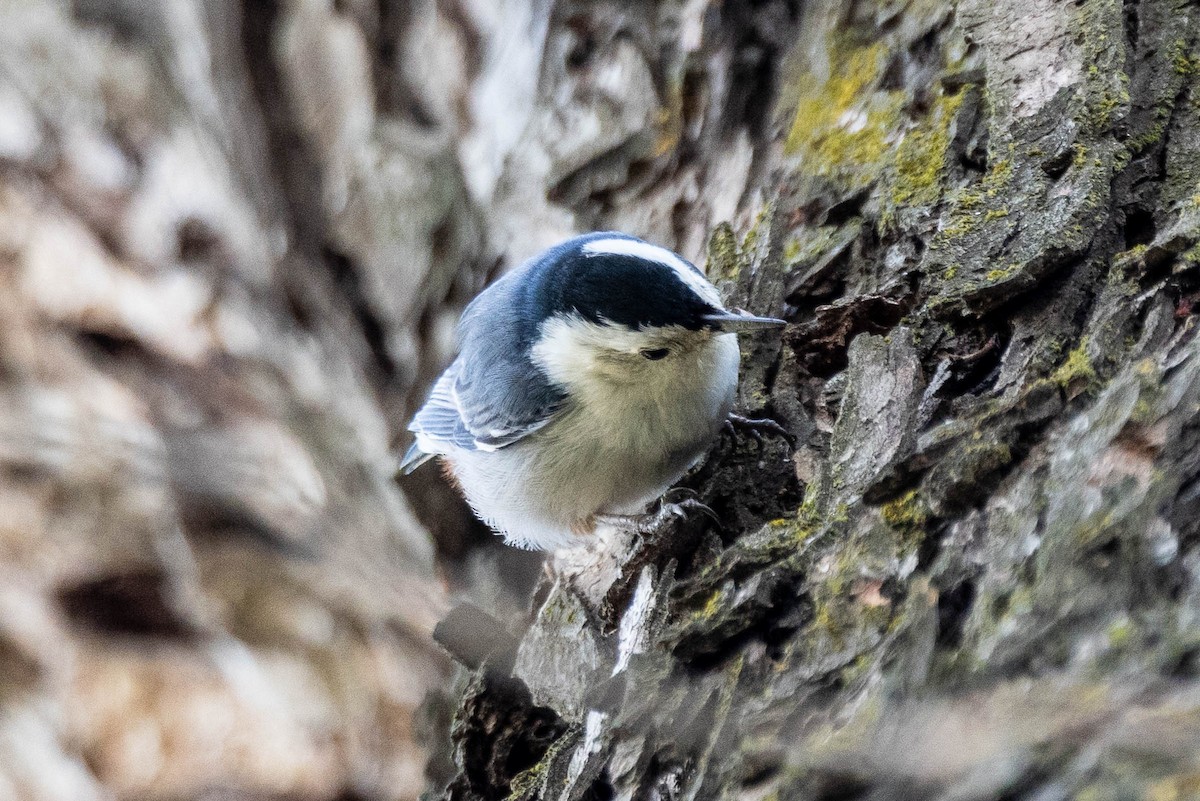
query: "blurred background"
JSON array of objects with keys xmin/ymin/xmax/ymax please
[{"xmin": 0, "ymin": 0, "xmax": 787, "ymax": 798}]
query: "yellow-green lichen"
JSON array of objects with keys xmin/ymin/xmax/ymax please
[
  {"xmin": 740, "ymin": 204, "xmax": 772, "ymax": 256},
  {"xmin": 1145, "ymin": 774, "xmax": 1200, "ymax": 801},
  {"xmin": 784, "ymin": 43, "xmax": 904, "ymax": 190},
  {"xmin": 702, "ymin": 589, "xmax": 723, "ymax": 619},
  {"xmin": 935, "ymin": 150, "xmax": 1018, "ymax": 244},
  {"xmin": 1106, "ymin": 616, "xmax": 1134, "ymax": 648},
  {"xmin": 1129, "ymin": 117, "xmax": 1169, "ymax": 153},
  {"xmin": 880, "ymin": 490, "xmax": 929, "ymax": 545},
  {"xmin": 1117, "ymin": 243, "xmax": 1147, "ymax": 260},
  {"xmin": 706, "ymin": 223, "xmax": 741, "ymax": 283},
  {"xmin": 985, "ymin": 264, "xmax": 1019, "ymax": 282},
  {"xmin": 888, "ymin": 91, "xmax": 966, "ymax": 210},
  {"xmin": 1074, "ymin": 0, "xmax": 1131, "ymax": 134},
  {"xmin": 782, "ymin": 238, "xmax": 802, "ymax": 262},
  {"xmin": 652, "ymin": 104, "xmax": 681, "ymax": 158},
  {"xmin": 508, "ymin": 762, "xmax": 547, "ymax": 799},
  {"xmin": 1112, "ymin": 243, "xmax": 1148, "ymax": 275},
  {"xmin": 1128, "ymin": 359, "xmax": 1166, "ymax": 424},
  {"xmin": 763, "ymin": 503, "xmax": 822, "ymax": 547},
  {"xmin": 988, "ymin": 158, "xmax": 1013, "ymax": 183},
  {"xmin": 1073, "ymin": 511, "xmax": 1117, "ymax": 546},
  {"xmin": 1089, "ymin": 83, "xmax": 1130, "ymax": 131},
  {"xmin": 839, "ymin": 653, "xmax": 876, "ymax": 685},
  {"xmin": 1181, "ymin": 242, "xmax": 1200, "ymax": 267},
  {"xmin": 1173, "ymin": 38, "xmax": 1200, "ymax": 75},
  {"xmin": 1051, "ymin": 337, "xmax": 1097, "ymax": 389},
  {"xmin": 961, "ymin": 441, "xmax": 1013, "ymax": 474},
  {"xmin": 784, "ymin": 224, "xmax": 856, "ymax": 270}
]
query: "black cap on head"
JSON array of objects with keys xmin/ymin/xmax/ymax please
[{"xmin": 526, "ymin": 233, "xmax": 720, "ymax": 330}]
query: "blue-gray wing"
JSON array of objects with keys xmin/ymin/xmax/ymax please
[
  {"xmin": 401, "ymin": 354, "xmax": 565, "ymax": 473},
  {"xmin": 454, "ymin": 280, "xmax": 568, "ymax": 450},
  {"xmin": 401, "ymin": 265, "xmax": 567, "ymax": 473}
]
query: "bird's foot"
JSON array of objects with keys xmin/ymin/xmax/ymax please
[
  {"xmin": 595, "ymin": 490, "xmax": 719, "ymax": 536},
  {"xmin": 723, "ymin": 412, "xmax": 795, "ymax": 448},
  {"xmin": 595, "ymin": 489, "xmax": 718, "ymax": 632}
]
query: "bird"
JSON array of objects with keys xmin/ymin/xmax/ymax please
[{"xmin": 400, "ymin": 232, "xmax": 787, "ymax": 550}]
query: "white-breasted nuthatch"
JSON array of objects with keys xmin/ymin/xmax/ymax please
[{"xmin": 400, "ymin": 232, "xmax": 786, "ymax": 550}]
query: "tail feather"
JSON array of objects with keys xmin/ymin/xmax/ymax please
[{"xmin": 397, "ymin": 441, "xmax": 435, "ymax": 475}]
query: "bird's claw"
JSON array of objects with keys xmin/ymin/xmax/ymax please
[
  {"xmin": 596, "ymin": 495, "xmax": 719, "ymax": 536},
  {"xmin": 723, "ymin": 413, "xmax": 795, "ymax": 448},
  {"xmin": 656, "ymin": 496, "xmax": 720, "ymax": 528},
  {"xmin": 661, "ymin": 486, "xmax": 700, "ymax": 505}
]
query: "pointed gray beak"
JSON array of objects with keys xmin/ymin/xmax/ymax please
[{"xmin": 702, "ymin": 309, "xmax": 788, "ymax": 333}]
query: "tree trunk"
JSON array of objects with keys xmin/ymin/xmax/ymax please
[{"xmin": 426, "ymin": 0, "xmax": 1200, "ymax": 800}]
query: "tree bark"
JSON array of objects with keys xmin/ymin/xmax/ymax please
[{"xmin": 426, "ymin": 0, "xmax": 1200, "ymax": 800}]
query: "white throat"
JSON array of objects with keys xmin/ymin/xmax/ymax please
[{"xmin": 530, "ymin": 314, "xmax": 740, "ymax": 449}]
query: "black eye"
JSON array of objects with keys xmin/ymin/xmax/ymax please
[{"xmin": 641, "ymin": 348, "xmax": 670, "ymax": 360}]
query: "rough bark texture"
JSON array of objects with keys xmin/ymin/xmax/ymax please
[
  {"xmin": 6, "ymin": 0, "xmax": 1200, "ymax": 800},
  {"xmin": 426, "ymin": 1, "xmax": 1200, "ymax": 801}
]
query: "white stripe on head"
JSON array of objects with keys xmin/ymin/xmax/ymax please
[{"xmin": 581, "ymin": 237, "xmax": 724, "ymax": 308}]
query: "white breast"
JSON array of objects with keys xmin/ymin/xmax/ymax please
[{"xmin": 449, "ymin": 328, "xmax": 740, "ymax": 550}]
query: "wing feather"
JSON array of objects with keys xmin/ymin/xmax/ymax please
[
  {"xmin": 403, "ymin": 256, "xmax": 570, "ymax": 472},
  {"xmin": 402, "ymin": 355, "xmax": 564, "ymax": 472}
]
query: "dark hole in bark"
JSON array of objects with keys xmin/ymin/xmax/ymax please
[
  {"xmin": 681, "ymin": 66, "xmax": 706, "ymax": 136},
  {"xmin": 1041, "ymin": 147, "xmax": 1074, "ymax": 179},
  {"xmin": 178, "ymin": 498, "xmax": 314, "ymax": 557},
  {"xmin": 960, "ymin": 148, "xmax": 988, "ymax": 175},
  {"xmin": 331, "ymin": 791, "xmax": 370, "ymax": 801},
  {"xmin": 1123, "ymin": 0, "xmax": 1140, "ymax": 48},
  {"xmin": 1168, "ymin": 646, "xmax": 1200, "ymax": 678},
  {"xmin": 76, "ymin": 329, "xmax": 145, "ymax": 361},
  {"xmin": 810, "ymin": 772, "xmax": 872, "ymax": 801},
  {"xmin": 991, "ymin": 590, "xmax": 1012, "ymax": 618},
  {"xmin": 374, "ymin": 0, "xmax": 437, "ymax": 125},
  {"xmin": 916, "ymin": 523, "xmax": 944, "ymax": 570},
  {"xmin": 70, "ymin": 0, "xmax": 152, "ymax": 42},
  {"xmin": 823, "ymin": 191, "xmax": 869, "ymax": 226},
  {"xmin": 936, "ymin": 579, "xmax": 976, "ymax": 648},
  {"xmin": 567, "ymin": 32, "xmax": 596, "ymax": 69},
  {"xmin": 176, "ymin": 216, "xmax": 221, "ymax": 262},
  {"xmin": 502, "ymin": 707, "xmax": 565, "ymax": 780},
  {"xmin": 1094, "ymin": 536, "xmax": 1122, "ymax": 559},
  {"xmin": 741, "ymin": 756, "xmax": 782, "ymax": 789},
  {"xmin": 879, "ymin": 53, "xmax": 907, "ymax": 92},
  {"xmin": 677, "ymin": 572, "xmax": 810, "ymax": 667},
  {"xmin": 1123, "ymin": 208, "xmax": 1156, "ymax": 248},
  {"xmin": 937, "ymin": 327, "xmax": 1007, "ymax": 398},
  {"xmin": 57, "ymin": 569, "xmax": 194, "ymax": 640},
  {"xmin": 580, "ymin": 774, "xmax": 616, "ymax": 801},
  {"xmin": 283, "ymin": 284, "xmax": 315, "ymax": 330}
]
